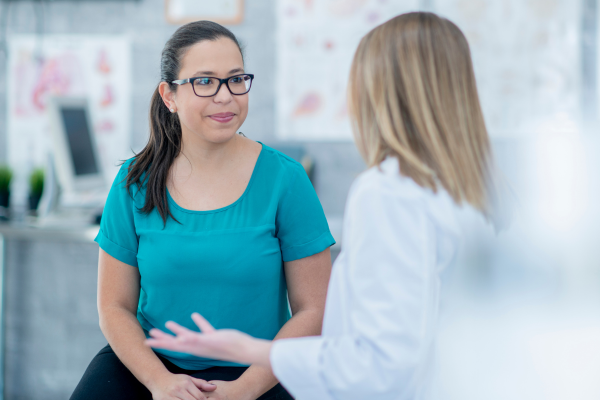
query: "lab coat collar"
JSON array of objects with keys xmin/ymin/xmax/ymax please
[{"xmin": 379, "ymin": 156, "xmax": 400, "ymax": 176}]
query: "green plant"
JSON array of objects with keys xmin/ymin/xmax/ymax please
[
  {"xmin": 29, "ymin": 168, "xmax": 44, "ymax": 197},
  {"xmin": 0, "ymin": 165, "xmax": 12, "ymax": 193}
]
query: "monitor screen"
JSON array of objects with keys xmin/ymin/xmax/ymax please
[{"xmin": 60, "ymin": 107, "xmax": 99, "ymax": 176}]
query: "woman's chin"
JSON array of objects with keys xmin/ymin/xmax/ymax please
[
  {"xmin": 181, "ymin": 120, "xmax": 243, "ymax": 145},
  {"xmin": 202, "ymin": 129, "xmax": 240, "ymax": 145}
]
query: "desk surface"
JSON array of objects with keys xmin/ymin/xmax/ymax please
[
  {"xmin": 0, "ymin": 216, "xmax": 343, "ymax": 247},
  {"xmin": 0, "ymin": 223, "xmax": 100, "ymax": 243}
]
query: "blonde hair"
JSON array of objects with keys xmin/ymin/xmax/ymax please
[{"xmin": 349, "ymin": 12, "xmax": 499, "ymax": 219}]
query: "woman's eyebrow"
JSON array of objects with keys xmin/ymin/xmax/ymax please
[{"xmin": 192, "ymin": 68, "xmax": 244, "ymax": 76}]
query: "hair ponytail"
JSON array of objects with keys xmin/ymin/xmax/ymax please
[
  {"xmin": 125, "ymin": 86, "xmax": 181, "ymax": 223},
  {"xmin": 123, "ymin": 21, "xmax": 244, "ymax": 224}
]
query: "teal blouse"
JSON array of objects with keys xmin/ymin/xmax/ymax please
[{"xmin": 95, "ymin": 143, "xmax": 335, "ymax": 370}]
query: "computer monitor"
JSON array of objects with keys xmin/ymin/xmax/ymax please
[{"xmin": 47, "ymin": 97, "xmax": 106, "ymax": 197}]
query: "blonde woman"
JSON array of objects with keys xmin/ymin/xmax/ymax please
[{"xmin": 146, "ymin": 12, "xmax": 500, "ymax": 400}]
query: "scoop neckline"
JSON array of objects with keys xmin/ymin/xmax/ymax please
[{"xmin": 166, "ymin": 142, "xmax": 264, "ymax": 215}]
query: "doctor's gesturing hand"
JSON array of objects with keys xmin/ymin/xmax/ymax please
[{"xmin": 146, "ymin": 313, "xmax": 274, "ymax": 372}]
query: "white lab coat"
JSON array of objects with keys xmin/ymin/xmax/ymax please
[{"xmin": 270, "ymin": 156, "xmax": 462, "ymax": 400}]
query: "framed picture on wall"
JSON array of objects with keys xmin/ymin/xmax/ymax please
[{"xmin": 165, "ymin": 0, "xmax": 244, "ymax": 25}]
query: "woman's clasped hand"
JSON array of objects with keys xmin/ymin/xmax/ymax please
[
  {"xmin": 147, "ymin": 373, "xmax": 216, "ymax": 400},
  {"xmin": 148, "ymin": 361, "xmax": 257, "ymax": 400}
]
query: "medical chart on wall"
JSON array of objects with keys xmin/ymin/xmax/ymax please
[
  {"xmin": 166, "ymin": 0, "xmax": 244, "ymax": 24},
  {"xmin": 276, "ymin": 0, "xmax": 420, "ymax": 141},
  {"xmin": 276, "ymin": 0, "xmax": 580, "ymax": 140},
  {"xmin": 7, "ymin": 35, "xmax": 131, "ymax": 202},
  {"xmin": 436, "ymin": 0, "xmax": 580, "ymax": 137}
]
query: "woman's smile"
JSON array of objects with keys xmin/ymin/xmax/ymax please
[{"xmin": 208, "ymin": 112, "xmax": 235, "ymax": 123}]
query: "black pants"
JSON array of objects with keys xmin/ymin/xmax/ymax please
[{"xmin": 70, "ymin": 345, "xmax": 293, "ymax": 400}]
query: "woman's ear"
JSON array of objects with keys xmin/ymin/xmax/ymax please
[{"xmin": 159, "ymin": 82, "xmax": 176, "ymax": 113}]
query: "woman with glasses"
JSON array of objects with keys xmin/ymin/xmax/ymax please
[{"xmin": 70, "ymin": 21, "xmax": 335, "ymax": 400}]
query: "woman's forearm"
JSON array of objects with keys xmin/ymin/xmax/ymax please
[
  {"xmin": 233, "ymin": 308, "xmax": 324, "ymax": 399},
  {"xmin": 99, "ymin": 306, "xmax": 171, "ymax": 392}
]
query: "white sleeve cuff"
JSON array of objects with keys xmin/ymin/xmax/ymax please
[{"xmin": 270, "ymin": 337, "xmax": 335, "ymax": 400}]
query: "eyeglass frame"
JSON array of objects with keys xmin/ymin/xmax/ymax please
[{"xmin": 171, "ymin": 73, "xmax": 255, "ymax": 97}]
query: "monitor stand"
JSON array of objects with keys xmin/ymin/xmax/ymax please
[{"xmin": 32, "ymin": 154, "xmax": 106, "ymax": 228}]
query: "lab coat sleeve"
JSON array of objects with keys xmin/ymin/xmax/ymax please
[{"xmin": 271, "ymin": 179, "xmax": 431, "ymax": 400}]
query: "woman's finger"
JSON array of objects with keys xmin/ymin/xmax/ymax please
[
  {"xmin": 165, "ymin": 321, "xmax": 196, "ymax": 336},
  {"xmin": 146, "ymin": 337, "xmax": 190, "ymax": 353},
  {"xmin": 180, "ymin": 387, "xmax": 205, "ymax": 400},
  {"xmin": 190, "ymin": 377, "xmax": 217, "ymax": 392},
  {"xmin": 149, "ymin": 328, "xmax": 175, "ymax": 339},
  {"xmin": 145, "ymin": 338, "xmax": 175, "ymax": 350},
  {"xmin": 175, "ymin": 391, "xmax": 195, "ymax": 400},
  {"xmin": 185, "ymin": 379, "xmax": 208, "ymax": 400},
  {"xmin": 191, "ymin": 313, "xmax": 216, "ymax": 333}
]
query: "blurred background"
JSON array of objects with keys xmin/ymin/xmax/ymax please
[{"xmin": 0, "ymin": 0, "xmax": 599, "ymax": 399}]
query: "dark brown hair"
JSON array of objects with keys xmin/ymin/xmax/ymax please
[{"xmin": 124, "ymin": 21, "xmax": 244, "ymax": 224}]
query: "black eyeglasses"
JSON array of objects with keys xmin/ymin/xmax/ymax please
[{"xmin": 172, "ymin": 74, "xmax": 254, "ymax": 97}]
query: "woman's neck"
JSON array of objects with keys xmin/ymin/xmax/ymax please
[{"xmin": 176, "ymin": 132, "xmax": 242, "ymax": 175}]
